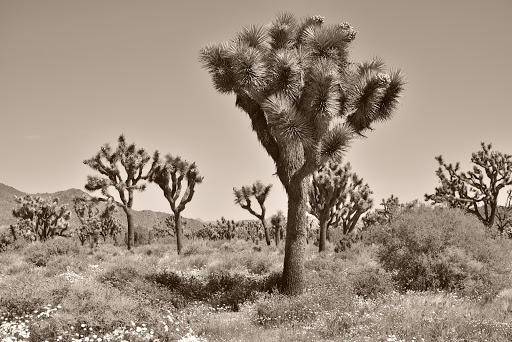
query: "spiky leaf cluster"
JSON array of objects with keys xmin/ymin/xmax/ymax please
[
  {"xmin": 200, "ymin": 13, "xmax": 404, "ymax": 183},
  {"xmin": 12, "ymin": 195, "xmax": 71, "ymax": 241},
  {"xmin": 425, "ymin": 142, "xmax": 512, "ymax": 226}
]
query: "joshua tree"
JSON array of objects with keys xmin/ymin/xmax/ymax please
[
  {"xmin": 12, "ymin": 195, "xmax": 71, "ymax": 241},
  {"xmin": 200, "ymin": 13, "xmax": 404, "ymax": 295},
  {"xmin": 270, "ymin": 210, "xmax": 286, "ymax": 246},
  {"xmin": 233, "ymin": 181, "xmax": 273, "ymax": 245},
  {"xmin": 309, "ymin": 162, "xmax": 372, "ymax": 252},
  {"xmin": 147, "ymin": 154, "xmax": 203, "ymax": 254},
  {"xmin": 73, "ymin": 196, "xmax": 101, "ymax": 245},
  {"xmin": 83, "ymin": 134, "xmax": 157, "ymax": 250},
  {"xmin": 425, "ymin": 142, "xmax": 512, "ymax": 227}
]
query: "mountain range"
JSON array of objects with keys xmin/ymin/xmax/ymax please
[{"xmin": 0, "ymin": 183, "xmax": 204, "ymax": 232}]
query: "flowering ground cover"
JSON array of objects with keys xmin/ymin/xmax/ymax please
[{"xmin": 2, "ymin": 211, "xmax": 512, "ymax": 342}]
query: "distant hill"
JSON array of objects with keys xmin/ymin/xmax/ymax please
[{"xmin": 0, "ymin": 183, "xmax": 204, "ymax": 233}]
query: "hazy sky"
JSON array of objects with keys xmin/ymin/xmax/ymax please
[{"xmin": 1, "ymin": 0, "xmax": 512, "ymax": 221}]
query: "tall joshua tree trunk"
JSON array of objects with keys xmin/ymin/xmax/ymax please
[
  {"xmin": 282, "ymin": 176, "xmax": 309, "ymax": 295},
  {"xmin": 122, "ymin": 206, "xmax": 134, "ymax": 250},
  {"xmin": 174, "ymin": 213, "xmax": 184, "ymax": 255},
  {"xmin": 318, "ymin": 213, "xmax": 329, "ymax": 252}
]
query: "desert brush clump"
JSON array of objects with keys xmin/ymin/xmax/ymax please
[{"xmin": 370, "ymin": 205, "xmax": 512, "ymax": 298}]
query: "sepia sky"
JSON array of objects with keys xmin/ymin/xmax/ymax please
[{"xmin": 1, "ymin": 0, "xmax": 512, "ymax": 221}]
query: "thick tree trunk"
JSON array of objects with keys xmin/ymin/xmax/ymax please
[
  {"xmin": 262, "ymin": 220, "xmax": 271, "ymax": 246},
  {"xmin": 282, "ymin": 176, "xmax": 309, "ymax": 296},
  {"xmin": 123, "ymin": 206, "xmax": 134, "ymax": 250},
  {"xmin": 318, "ymin": 215, "xmax": 328, "ymax": 253},
  {"xmin": 175, "ymin": 213, "xmax": 183, "ymax": 255}
]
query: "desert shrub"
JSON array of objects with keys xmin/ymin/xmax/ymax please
[
  {"xmin": 147, "ymin": 269, "xmax": 282, "ymax": 311},
  {"xmin": 0, "ymin": 272, "xmax": 70, "ymax": 317},
  {"xmin": 371, "ymin": 206, "xmax": 511, "ymax": 296},
  {"xmin": 24, "ymin": 237, "xmax": 80, "ymax": 266},
  {"xmin": 0, "ymin": 226, "xmax": 15, "ymax": 252},
  {"xmin": 182, "ymin": 241, "xmax": 215, "ymax": 256},
  {"xmin": 305, "ymin": 254, "xmax": 343, "ymax": 272},
  {"xmin": 256, "ymin": 275, "xmax": 353, "ymax": 328},
  {"xmin": 349, "ymin": 266, "xmax": 394, "ymax": 299},
  {"xmin": 98, "ymin": 263, "xmax": 143, "ymax": 288},
  {"xmin": 59, "ymin": 280, "xmax": 142, "ymax": 331}
]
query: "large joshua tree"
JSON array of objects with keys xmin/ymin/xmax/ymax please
[
  {"xmin": 147, "ymin": 154, "xmax": 203, "ymax": 254},
  {"xmin": 233, "ymin": 181, "xmax": 273, "ymax": 245},
  {"xmin": 426, "ymin": 142, "xmax": 512, "ymax": 227},
  {"xmin": 200, "ymin": 13, "xmax": 404, "ymax": 295},
  {"xmin": 309, "ymin": 161, "xmax": 372, "ymax": 252},
  {"xmin": 83, "ymin": 135, "xmax": 157, "ymax": 250}
]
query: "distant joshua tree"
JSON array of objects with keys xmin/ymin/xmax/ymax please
[
  {"xmin": 270, "ymin": 210, "xmax": 286, "ymax": 246},
  {"xmin": 233, "ymin": 181, "xmax": 272, "ymax": 245},
  {"xmin": 147, "ymin": 154, "xmax": 203, "ymax": 254},
  {"xmin": 83, "ymin": 134, "xmax": 157, "ymax": 250},
  {"xmin": 496, "ymin": 189, "xmax": 512, "ymax": 236},
  {"xmin": 425, "ymin": 142, "xmax": 512, "ymax": 227},
  {"xmin": 309, "ymin": 162, "xmax": 372, "ymax": 252},
  {"xmin": 12, "ymin": 195, "xmax": 71, "ymax": 241},
  {"xmin": 200, "ymin": 13, "xmax": 404, "ymax": 294},
  {"xmin": 362, "ymin": 194, "xmax": 401, "ymax": 228}
]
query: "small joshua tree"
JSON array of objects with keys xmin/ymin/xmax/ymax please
[
  {"xmin": 12, "ymin": 195, "xmax": 71, "ymax": 241},
  {"xmin": 200, "ymin": 13, "xmax": 404, "ymax": 294},
  {"xmin": 233, "ymin": 181, "xmax": 273, "ymax": 245},
  {"xmin": 425, "ymin": 142, "xmax": 512, "ymax": 227},
  {"xmin": 309, "ymin": 162, "xmax": 372, "ymax": 252},
  {"xmin": 270, "ymin": 210, "xmax": 286, "ymax": 246},
  {"xmin": 83, "ymin": 134, "xmax": 157, "ymax": 250},
  {"xmin": 147, "ymin": 154, "xmax": 203, "ymax": 254},
  {"xmin": 73, "ymin": 196, "xmax": 101, "ymax": 246}
]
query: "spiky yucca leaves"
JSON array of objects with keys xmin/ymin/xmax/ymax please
[
  {"xmin": 425, "ymin": 142, "xmax": 512, "ymax": 227},
  {"xmin": 309, "ymin": 161, "xmax": 373, "ymax": 252},
  {"xmin": 147, "ymin": 153, "xmax": 203, "ymax": 254},
  {"xmin": 233, "ymin": 180, "xmax": 273, "ymax": 245},
  {"xmin": 83, "ymin": 134, "xmax": 156, "ymax": 250},
  {"xmin": 12, "ymin": 195, "xmax": 71, "ymax": 241},
  {"xmin": 200, "ymin": 13, "xmax": 404, "ymax": 295},
  {"xmin": 270, "ymin": 210, "xmax": 286, "ymax": 246}
]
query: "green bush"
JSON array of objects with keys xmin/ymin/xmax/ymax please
[
  {"xmin": 349, "ymin": 266, "xmax": 394, "ymax": 299},
  {"xmin": 371, "ymin": 206, "xmax": 511, "ymax": 297},
  {"xmin": 24, "ymin": 237, "xmax": 80, "ymax": 266},
  {"xmin": 256, "ymin": 275, "xmax": 353, "ymax": 328},
  {"xmin": 98, "ymin": 264, "xmax": 143, "ymax": 288}
]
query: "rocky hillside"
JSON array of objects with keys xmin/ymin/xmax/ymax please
[{"xmin": 0, "ymin": 183, "xmax": 204, "ymax": 233}]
